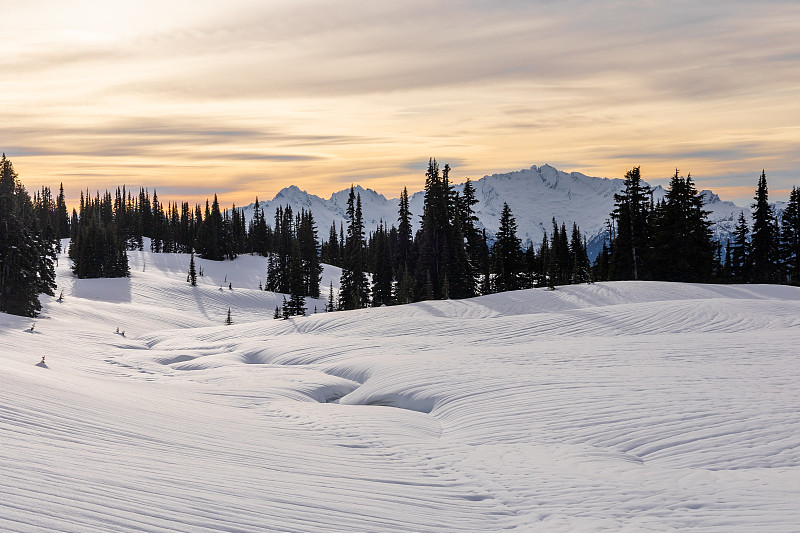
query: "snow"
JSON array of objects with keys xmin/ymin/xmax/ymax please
[{"xmin": 1, "ymin": 245, "xmax": 800, "ymax": 532}]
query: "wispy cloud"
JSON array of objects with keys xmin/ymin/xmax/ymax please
[{"xmin": 3, "ymin": 0, "xmax": 799, "ymax": 207}]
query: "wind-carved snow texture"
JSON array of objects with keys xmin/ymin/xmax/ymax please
[
  {"xmin": 1, "ymin": 242, "xmax": 800, "ymax": 532},
  {"xmin": 236, "ymin": 164, "xmax": 785, "ymax": 258}
]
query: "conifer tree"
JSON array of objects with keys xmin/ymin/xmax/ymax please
[
  {"xmin": 327, "ymin": 280, "xmax": 336, "ymax": 311},
  {"xmin": 492, "ymin": 202, "xmax": 523, "ymax": 292},
  {"xmin": 570, "ymin": 223, "xmax": 591, "ymax": 284},
  {"xmin": 0, "ymin": 155, "xmax": 57, "ymax": 316},
  {"xmin": 339, "ymin": 187, "xmax": 370, "ymax": 310},
  {"xmin": 649, "ymin": 170, "xmax": 716, "ymax": 282},
  {"xmin": 729, "ymin": 211, "xmax": 750, "ymax": 282},
  {"xmin": 396, "ymin": 187, "xmax": 413, "ymax": 273},
  {"xmin": 286, "ymin": 240, "xmax": 307, "ymax": 316},
  {"xmin": 610, "ymin": 167, "xmax": 651, "ymax": 280},
  {"xmin": 371, "ymin": 222, "xmax": 394, "ymax": 306},
  {"xmin": 750, "ymin": 170, "xmax": 778, "ymax": 283},
  {"xmin": 225, "ymin": 307, "xmax": 233, "ymax": 325},
  {"xmin": 780, "ymin": 186, "xmax": 800, "ymax": 284},
  {"xmin": 188, "ymin": 252, "xmax": 197, "ymax": 286}
]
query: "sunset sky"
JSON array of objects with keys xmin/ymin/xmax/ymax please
[{"xmin": 3, "ymin": 0, "xmax": 799, "ymax": 208}]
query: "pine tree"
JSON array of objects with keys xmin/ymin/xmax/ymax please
[
  {"xmin": 371, "ymin": 222, "xmax": 394, "ymax": 306},
  {"xmin": 0, "ymin": 155, "xmax": 56, "ymax": 316},
  {"xmin": 396, "ymin": 187, "xmax": 413, "ymax": 274},
  {"xmin": 327, "ymin": 280, "xmax": 336, "ymax": 311},
  {"xmin": 750, "ymin": 170, "xmax": 779, "ymax": 283},
  {"xmin": 493, "ymin": 202, "xmax": 523, "ymax": 292},
  {"xmin": 780, "ymin": 186, "xmax": 800, "ymax": 284},
  {"xmin": 729, "ymin": 211, "xmax": 750, "ymax": 282},
  {"xmin": 610, "ymin": 167, "xmax": 652, "ymax": 280},
  {"xmin": 286, "ymin": 240, "xmax": 307, "ymax": 316},
  {"xmin": 415, "ymin": 159, "xmax": 451, "ymax": 299},
  {"xmin": 649, "ymin": 170, "xmax": 716, "ymax": 282},
  {"xmin": 225, "ymin": 307, "xmax": 233, "ymax": 325},
  {"xmin": 188, "ymin": 252, "xmax": 197, "ymax": 286},
  {"xmin": 570, "ymin": 223, "xmax": 590, "ymax": 284},
  {"xmin": 339, "ymin": 187, "xmax": 370, "ymax": 310}
]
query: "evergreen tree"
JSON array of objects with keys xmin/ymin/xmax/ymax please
[
  {"xmin": 225, "ymin": 307, "xmax": 233, "ymax": 325},
  {"xmin": 286, "ymin": 240, "xmax": 307, "ymax": 316},
  {"xmin": 492, "ymin": 202, "xmax": 523, "ymax": 292},
  {"xmin": 729, "ymin": 211, "xmax": 750, "ymax": 282},
  {"xmin": 339, "ymin": 187, "xmax": 370, "ymax": 310},
  {"xmin": 0, "ymin": 155, "xmax": 57, "ymax": 316},
  {"xmin": 649, "ymin": 170, "xmax": 716, "ymax": 282},
  {"xmin": 396, "ymin": 187, "xmax": 413, "ymax": 273},
  {"xmin": 750, "ymin": 170, "xmax": 779, "ymax": 283},
  {"xmin": 570, "ymin": 223, "xmax": 591, "ymax": 284},
  {"xmin": 327, "ymin": 280, "xmax": 336, "ymax": 311},
  {"xmin": 780, "ymin": 186, "xmax": 800, "ymax": 284},
  {"xmin": 610, "ymin": 167, "xmax": 652, "ymax": 280},
  {"xmin": 415, "ymin": 159, "xmax": 451, "ymax": 299},
  {"xmin": 188, "ymin": 252, "xmax": 197, "ymax": 286},
  {"xmin": 371, "ymin": 222, "xmax": 394, "ymax": 306}
]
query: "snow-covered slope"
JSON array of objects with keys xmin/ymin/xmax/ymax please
[
  {"xmin": 2, "ymin": 247, "xmax": 799, "ymax": 532},
  {"xmin": 237, "ymin": 164, "xmax": 783, "ymax": 258}
]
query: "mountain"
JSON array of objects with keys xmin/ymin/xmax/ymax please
[{"xmin": 237, "ymin": 164, "xmax": 780, "ymax": 258}]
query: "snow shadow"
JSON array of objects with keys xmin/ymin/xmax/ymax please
[{"xmin": 72, "ymin": 277, "xmax": 132, "ymax": 303}]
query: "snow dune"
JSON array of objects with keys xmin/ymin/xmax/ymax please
[{"xmin": 1, "ymin": 247, "xmax": 799, "ymax": 532}]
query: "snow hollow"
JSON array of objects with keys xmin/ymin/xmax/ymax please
[{"xmin": 1, "ymin": 244, "xmax": 799, "ymax": 532}]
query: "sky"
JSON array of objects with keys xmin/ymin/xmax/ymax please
[{"xmin": 2, "ymin": 0, "xmax": 799, "ymax": 208}]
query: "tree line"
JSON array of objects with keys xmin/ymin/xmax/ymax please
[{"xmin": 2, "ymin": 153, "xmax": 799, "ymax": 318}]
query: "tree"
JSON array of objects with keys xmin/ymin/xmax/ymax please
[
  {"xmin": 371, "ymin": 222, "xmax": 393, "ymax": 306},
  {"xmin": 780, "ymin": 187, "xmax": 800, "ymax": 284},
  {"xmin": 492, "ymin": 202, "xmax": 523, "ymax": 292},
  {"xmin": 396, "ymin": 187, "xmax": 413, "ymax": 274},
  {"xmin": 649, "ymin": 170, "xmax": 716, "ymax": 282},
  {"xmin": 286, "ymin": 240, "xmax": 307, "ymax": 316},
  {"xmin": 339, "ymin": 187, "xmax": 370, "ymax": 310},
  {"xmin": 188, "ymin": 252, "xmax": 197, "ymax": 286},
  {"xmin": 729, "ymin": 211, "xmax": 750, "ymax": 282},
  {"xmin": 750, "ymin": 170, "xmax": 779, "ymax": 283},
  {"xmin": 0, "ymin": 155, "xmax": 56, "ymax": 316},
  {"xmin": 327, "ymin": 280, "xmax": 336, "ymax": 311},
  {"xmin": 570, "ymin": 223, "xmax": 591, "ymax": 284},
  {"xmin": 610, "ymin": 167, "xmax": 652, "ymax": 280},
  {"xmin": 225, "ymin": 307, "xmax": 233, "ymax": 325}
]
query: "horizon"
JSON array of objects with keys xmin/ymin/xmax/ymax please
[{"xmin": 4, "ymin": 1, "xmax": 799, "ymax": 209}]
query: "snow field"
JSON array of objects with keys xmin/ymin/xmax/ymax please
[{"xmin": 1, "ymin": 246, "xmax": 799, "ymax": 532}]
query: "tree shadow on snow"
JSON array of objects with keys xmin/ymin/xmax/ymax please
[{"xmin": 71, "ymin": 276, "xmax": 132, "ymax": 303}]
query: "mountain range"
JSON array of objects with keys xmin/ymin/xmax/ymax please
[{"xmin": 237, "ymin": 164, "xmax": 785, "ymax": 259}]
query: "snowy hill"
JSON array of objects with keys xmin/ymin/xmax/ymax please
[
  {"xmin": 237, "ymin": 164, "xmax": 782, "ymax": 258},
  {"xmin": 2, "ymin": 246, "xmax": 800, "ymax": 531}
]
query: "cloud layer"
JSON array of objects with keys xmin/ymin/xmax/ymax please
[{"xmin": 3, "ymin": 0, "xmax": 799, "ymax": 206}]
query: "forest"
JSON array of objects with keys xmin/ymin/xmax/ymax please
[{"xmin": 2, "ymin": 155, "xmax": 799, "ymax": 317}]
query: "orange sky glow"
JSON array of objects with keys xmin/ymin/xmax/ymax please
[{"xmin": 2, "ymin": 0, "xmax": 799, "ymax": 209}]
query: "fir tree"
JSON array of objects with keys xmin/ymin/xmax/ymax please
[
  {"xmin": 729, "ymin": 211, "xmax": 750, "ymax": 282},
  {"xmin": 188, "ymin": 252, "xmax": 197, "ymax": 286},
  {"xmin": 610, "ymin": 166, "xmax": 652, "ymax": 280},
  {"xmin": 780, "ymin": 187, "xmax": 800, "ymax": 284},
  {"xmin": 750, "ymin": 170, "xmax": 778, "ymax": 283},
  {"xmin": 327, "ymin": 280, "xmax": 336, "ymax": 312},
  {"xmin": 649, "ymin": 170, "xmax": 716, "ymax": 282},
  {"xmin": 0, "ymin": 155, "xmax": 57, "ymax": 316},
  {"xmin": 339, "ymin": 187, "xmax": 370, "ymax": 310},
  {"xmin": 225, "ymin": 307, "xmax": 233, "ymax": 325},
  {"xmin": 493, "ymin": 202, "xmax": 523, "ymax": 292}
]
